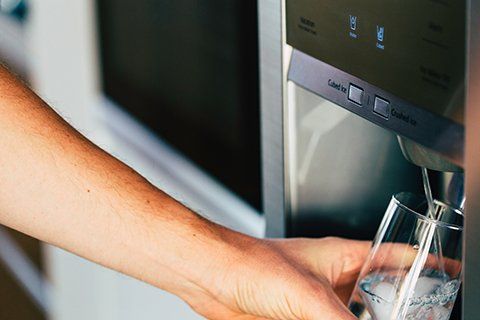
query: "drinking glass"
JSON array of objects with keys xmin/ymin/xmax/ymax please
[{"xmin": 348, "ymin": 192, "xmax": 463, "ymax": 320}]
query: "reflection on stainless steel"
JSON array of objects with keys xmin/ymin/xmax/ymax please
[
  {"xmin": 296, "ymin": 100, "xmax": 349, "ymax": 185},
  {"xmin": 259, "ymin": 0, "xmax": 287, "ymax": 237},
  {"xmin": 287, "ymin": 86, "xmax": 423, "ymax": 239}
]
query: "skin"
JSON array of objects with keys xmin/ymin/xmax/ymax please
[{"xmin": 0, "ymin": 66, "xmax": 372, "ymax": 320}]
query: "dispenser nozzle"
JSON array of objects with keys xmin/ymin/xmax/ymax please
[{"xmin": 398, "ymin": 137, "xmax": 463, "ymax": 173}]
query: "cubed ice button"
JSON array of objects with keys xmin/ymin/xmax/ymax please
[
  {"xmin": 374, "ymin": 96, "xmax": 390, "ymax": 119},
  {"xmin": 348, "ymin": 84, "xmax": 363, "ymax": 106}
]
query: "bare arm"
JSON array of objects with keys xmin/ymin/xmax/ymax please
[{"xmin": 0, "ymin": 66, "xmax": 369, "ymax": 320}]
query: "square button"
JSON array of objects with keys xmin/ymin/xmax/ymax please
[
  {"xmin": 374, "ymin": 96, "xmax": 390, "ymax": 119},
  {"xmin": 348, "ymin": 84, "xmax": 363, "ymax": 106}
]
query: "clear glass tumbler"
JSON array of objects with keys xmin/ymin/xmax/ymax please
[{"xmin": 348, "ymin": 192, "xmax": 463, "ymax": 320}]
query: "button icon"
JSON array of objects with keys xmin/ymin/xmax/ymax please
[
  {"xmin": 376, "ymin": 25, "xmax": 385, "ymax": 50},
  {"xmin": 349, "ymin": 15, "xmax": 357, "ymax": 31},
  {"xmin": 377, "ymin": 26, "xmax": 385, "ymax": 42},
  {"xmin": 349, "ymin": 15, "xmax": 359, "ymax": 39}
]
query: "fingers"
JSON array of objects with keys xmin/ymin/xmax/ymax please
[
  {"xmin": 319, "ymin": 239, "xmax": 371, "ymax": 303},
  {"xmin": 268, "ymin": 237, "xmax": 372, "ymax": 306},
  {"xmin": 272, "ymin": 237, "xmax": 371, "ymax": 283},
  {"xmin": 302, "ymin": 237, "xmax": 372, "ymax": 287},
  {"xmin": 196, "ymin": 238, "xmax": 364, "ymax": 320},
  {"xmin": 327, "ymin": 238, "xmax": 372, "ymax": 282},
  {"xmin": 304, "ymin": 282, "xmax": 358, "ymax": 320}
]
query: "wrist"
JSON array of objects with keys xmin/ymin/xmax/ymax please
[{"xmin": 166, "ymin": 216, "xmax": 258, "ymax": 301}]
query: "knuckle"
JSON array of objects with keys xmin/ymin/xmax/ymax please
[{"xmin": 322, "ymin": 236, "xmax": 344, "ymax": 246}]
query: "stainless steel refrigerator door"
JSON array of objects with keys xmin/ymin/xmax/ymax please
[
  {"xmin": 259, "ymin": 0, "xmax": 479, "ymax": 318},
  {"xmin": 260, "ymin": 0, "xmax": 423, "ymax": 241}
]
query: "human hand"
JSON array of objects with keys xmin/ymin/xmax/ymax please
[{"xmin": 176, "ymin": 235, "xmax": 371, "ymax": 320}]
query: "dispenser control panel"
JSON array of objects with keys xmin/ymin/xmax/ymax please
[
  {"xmin": 286, "ymin": 0, "xmax": 465, "ymax": 121},
  {"xmin": 286, "ymin": 0, "xmax": 466, "ymax": 164}
]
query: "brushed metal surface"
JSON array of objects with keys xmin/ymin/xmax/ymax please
[
  {"xmin": 285, "ymin": 85, "xmax": 423, "ymax": 240},
  {"xmin": 259, "ymin": 0, "xmax": 287, "ymax": 237},
  {"xmin": 288, "ymin": 50, "xmax": 465, "ymax": 167},
  {"xmin": 463, "ymin": 0, "xmax": 480, "ymax": 318}
]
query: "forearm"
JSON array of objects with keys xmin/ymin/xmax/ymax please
[{"xmin": 0, "ymin": 66, "xmax": 247, "ymax": 297}]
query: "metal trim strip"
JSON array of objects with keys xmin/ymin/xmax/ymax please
[{"xmin": 288, "ymin": 49, "xmax": 464, "ymax": 167}]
